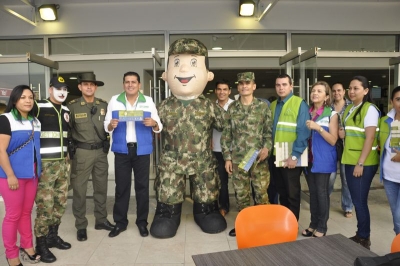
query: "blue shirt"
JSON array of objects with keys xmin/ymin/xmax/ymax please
[{"xmin": 272, "ymin": 92, "xmax": 310, "ymax": 158}]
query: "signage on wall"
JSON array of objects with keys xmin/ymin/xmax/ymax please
[{"xmin": 0, "ymin": 88, "xmax": 12, "ymax": 105}]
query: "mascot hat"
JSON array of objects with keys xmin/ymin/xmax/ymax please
[{"xmin": 168, "ymin": 38, "xmax": 208, "ymax": 57}]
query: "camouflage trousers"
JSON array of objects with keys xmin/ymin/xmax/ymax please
[
  {"xmin": 34, "ymin": 159, "xmax": 69, "ymax": 237},
  {"xmin": 232, "ymin": 161, "xmax": 270, "ymax": 211},
  {"xmin": 155, "ymin": 169, "xmax": 220, "ymax": 205}
]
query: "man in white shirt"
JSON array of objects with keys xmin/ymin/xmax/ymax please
[
  {"xmin": 104, "ymin": 71, "xmax": 162, "ymax": 238},
  {"xmin": 212, "ymin": 79, "xmax": 234, "ymax": 217}
]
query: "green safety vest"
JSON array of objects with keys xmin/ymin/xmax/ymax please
[
  {"xmin": 270, "ymin": 96, "xmax": 303, "ymax": 155},
  {"xmin": 379, "ymin": 115, "xmax": 390, "ymax": 161},
  {"xmin": 341, "ymin": 102, "xmax": 379, "ymax": 166}
]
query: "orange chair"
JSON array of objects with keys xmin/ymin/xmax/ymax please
[
  {"xmin": 391, "ymin": 234, "xmax": 400, "ymax": 253},
  {"xmin": 235, "ymin": 204, "xmax": 298, "ymax": 249}
]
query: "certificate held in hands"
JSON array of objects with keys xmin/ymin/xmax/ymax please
[
  {"xmin": 274, "ymin": 142, "xmax": 308, "ymax": 167},
  {"xmin": 111, "ymin": 110, "xmax": 151, "ymax": 121}
]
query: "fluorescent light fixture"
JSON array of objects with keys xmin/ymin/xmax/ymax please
[
  {"xmin": 0, "ymin": 54, "xmax": 2, "ymax": 56},
  {"xmin": 324, "ymin": 75, "xmax": 331, "ymax": 78},
  {"xmin": 239, "ymin": 0, "xmax": 255, "ymax": 16},
  {"xmin": 256, "ymin": 0, "xmax": 280, "ymax": 22},
  {"xmin": 212, "ymin": 47, "xmax": 223, "ymax": 50},
  {"xmin": 69, "ymin": 77, "xmax": 77, "ymax": 80},
  {"xmin": 38, "ymin": 4, "xmax": 58, "ymax": 21},
  {"xmin": 208, "ymin": 90, "xmax": 213, "ymax": 92}
]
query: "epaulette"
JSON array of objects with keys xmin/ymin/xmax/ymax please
[
  {"xmin": 95, "ymin": 98, "xmax": 107, "ymax": 104},
  {"xmin": 68, "ymin": 99, "xmax": 79, "ymax": 105}
]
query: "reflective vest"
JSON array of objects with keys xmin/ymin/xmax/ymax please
[
  {"xmin": 270, "ymin": 96, "xmax": 303, "ymax": 155},
  {"xmin": 341, "ymin": 102, "xmax": 379, "ymax": 166},
  {"xmin": 36, "ymin": 100, "xmax": 70, "ymax": 160}
]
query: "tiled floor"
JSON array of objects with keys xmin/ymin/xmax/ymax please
[{"xmin": 0, "ymin": 174, "xmax": 395, "ymax": 266}]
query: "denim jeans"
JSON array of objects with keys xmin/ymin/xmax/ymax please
[
  {"xmin": 383, "ymin": 178, "xmax": 400, "ymax": 235},
  {"xmin": 305, "ymin": 165, "xmax": 330, "ymax": 234},
  {"xmin": 329, "ymin": 163, "xmax": 353, "ymax": 212},
  {"xmin": 345, "ymin": 164, "xmax": 378, "ymax": 239}
]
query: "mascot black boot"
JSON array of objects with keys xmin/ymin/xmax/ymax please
[
  {"xmin": 193, "ymin": 201, "xmax": 227, "ymax": 234},
  {"xmin": 150, "ymin": 201, "xmax": 182, "ymax": 238}
]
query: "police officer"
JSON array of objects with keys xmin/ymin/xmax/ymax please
[
  {"xmin": 67, "ymin": 73, "xmax": 114, "ymax": 242},
  {"xmin": 221, "ymin": 72, "xmax": 272, "ymax": 237},
  {"xmin": 34, "ymin": 76, "xmax": 71, "ymax": 263}
]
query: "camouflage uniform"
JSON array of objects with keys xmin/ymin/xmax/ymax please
[
  {"xmin": 156, "ymin": 94, "xmax": 224, "ymax": 204},
  {"xmin": 33, "ymin": 99, "xmax": 70, "ymax": 238},
  {"xmin": 221, "ymin": 72, "xmax": 273, "ymax": 211},
  {"xmin": 68, "ymin": 97, "xmax": 109, "ymax": 230}
]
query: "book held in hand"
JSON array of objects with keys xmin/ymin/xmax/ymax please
[
  {"xmin": 274, "ymin": 142, "xmax": 308, "ymax": 167},
  {"xmin": 238, "ymin": 148, "xmax": 260, "ymax": 172}
]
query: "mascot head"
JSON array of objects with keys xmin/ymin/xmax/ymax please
[
  {"xmin": 49, "ymin": 76, "xmax": 69, "ymax": 104},
  {"xmin": 162, "ymin": 38, "xmax": 214, "ymax": 100}
]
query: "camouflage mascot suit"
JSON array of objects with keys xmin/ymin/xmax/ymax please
[{"xmin": 150, "ymin": 38, "xmax": 227, "ymax": 238}]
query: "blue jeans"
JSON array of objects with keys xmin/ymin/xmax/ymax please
[
  {"xmin": 305, "ymin": 165, "xmax": 330, "ymax": 234},
  {"xmin": 329, "ymin": 163, "xmax": 353, "ymax": 212},
  {"xmin": 383, "ymin": 178, "xmax": 400, "ymax": 235},
  {"xmin": 345, "ymin": 164, "xmax": 378, "ymax": 239}
]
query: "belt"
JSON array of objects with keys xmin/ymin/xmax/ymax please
[
  {"xmin": 127, "ymin": 142, "xmax": 137, "ymax": 147},
  {"xmin": 76, "ymin": 141, "xmax": 104, "ymax": 150}
]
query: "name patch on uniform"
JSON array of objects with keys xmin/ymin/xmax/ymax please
[
  {"xmin": 100, "ymin": 108, "xmax": 105, "ymax": 115},
  {"xmin": 75, "ymin": 113, "xmax": 87, "ymax": 119},
  {"xmin": 195, "ymin": 111, "xmax": 206, "ymax": 116}
]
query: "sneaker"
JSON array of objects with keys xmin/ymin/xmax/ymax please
[{"xmin": 344, "ymin": 211, "xmax": 353, "ymax": 218}]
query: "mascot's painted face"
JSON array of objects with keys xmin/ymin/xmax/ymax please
[
  {"xmin": 162, "ymin": 54, "xmax": 214, "ymax": 100},
  {"xmin": 50, "ymin": 87, "xmax": 68, "ymax": 104}
]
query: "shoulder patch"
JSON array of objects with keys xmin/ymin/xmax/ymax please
[
  {"xmin": 96, "ymin": 98, "xmax": 107, "ymax": 103},
  {"xmin": 68, "ymin": 99, "xmax": 78, "ymax": 105}
]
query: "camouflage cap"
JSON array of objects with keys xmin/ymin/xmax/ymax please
[
  {"xmin": 168, "ymin": 38, "xmax": 208, "ymax": 57},
  {"xmin": 237, "ymin": 72, "xmax": 255, "ymax": 82}
]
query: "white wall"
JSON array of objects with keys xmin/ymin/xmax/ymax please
[{"xmin": 0, "ymin": 1, "xmax": 399, "ymax": 37}]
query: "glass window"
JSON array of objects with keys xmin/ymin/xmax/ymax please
[
  {"xmin": 170, "ymin": 34, "xmax": 286, "ymax": 51},
  {"xmin": 292, "ymin": 34, "xmax": 398, "ymax": 52},
  {"xmin": 0, "ymin": 39, "xmax": 44, "ymax": 56},
  {"xmin": 49, "ymin": 35, "xmax": 164, "ymax": 55}
]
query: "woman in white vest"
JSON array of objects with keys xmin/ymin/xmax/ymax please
[
  {"xmin": 340, "ymin": 76, "xmax": 380, "ymax": 250},
  {"xmin": 0, "ymin": 85, "xmax": 41, "ymax": 266},
  {"xmin": 302, "ymin": 81, "xmax": 338, "ymax": 238}
]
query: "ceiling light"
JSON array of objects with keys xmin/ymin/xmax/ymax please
[
  {"xmin": 239, "ymin": 0, "xmax": 255, "ymax": 16},
  {"xmin": 38, "ymin": 4, "xmax": 58, "ymax": 21},
  {"xmin": 324, "ymin": 75, "xmax": 331, "ymax": 78},
  {"xmin": 69, "ymin": 77, "xmax": 77, "ymax": 80},
  {"xmin": 212, "ymin": 47, "xmax": 223, "ymax": 50}
]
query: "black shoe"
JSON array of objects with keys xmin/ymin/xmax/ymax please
[
  {"xmin": 77, "ymin": 229, "xmax": 87, "ymax": 241},
  {"xmin": 229, "ymin": 228, "xmax": 236, "ymax": 237},
  {"xmin": 47, "ymin": 224, "xmax": 71, "ymax": 249},
  {"xmin": 150, "ymin": 202, "xmax": 182, "ymax": 239},
  {"xmin": 5, "ymin": 258, "xmax": 23, "ymax": 266},
  {"xmin": 108, "ymin": 226, "xmax": 126, "ymax": 238},
  {"xmin": 193, "ymin": 201, "xmax": 227, "ymax": 234},
  {"xmin": 138, "ymin": 225, "xmax": 149, "ymax": 237},
  {"xmin": 301, "ymin": 228, "xmax": 315, "ymax": 237},
  {"xmin": 95, "ymin": 220, "xmax": 115, "ymax": 231},
  {"xmin": 19, "ymin": 247, "xmax": 40, "ymax": 263},
  {"xmin": 36, "ymin": 236, "xmax": 56, "ymax": 263}
]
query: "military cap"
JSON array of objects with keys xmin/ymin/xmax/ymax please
[
  {"xmin": 168, "ymin": 38, "xmax": 208, "ymax": 57},
  {"xmin": 237, "ymin": 72, "xmax": 255, "ymax": 82},
  {"xmin": 50, "ymin": 76, "xmax": 69, "ymax": 89}
]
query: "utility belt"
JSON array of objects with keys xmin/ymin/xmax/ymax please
[{"xmin": 76, "ymin": 141, "xmax": 104, "ymax": 150}]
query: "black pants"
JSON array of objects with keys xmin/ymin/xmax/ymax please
[
  {"xmin": 267, "ymin": 155, "xmax": 279, "ymax": 204},
  {"xmin": 214, "ymin": 152, "xmax": 230, "ymax": 212},
  {"xmin": 271, "ymin": 155, "xmax": 302, "ymax": 220},
  {"xmin": 113, "ymin": 146, "xmax": 150, "ymax": 229}
]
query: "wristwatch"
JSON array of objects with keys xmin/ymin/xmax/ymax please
[
  {"xmin": 153, "ymin": 122, "xmax": 158, "ymax": 128},
  {"xmin": 319, "ymin": 127, "xmax": 324, "ymax": 133},
  {"xmin": 291, "ymin": 155, "xmax": 298, "ymax": 161},
  {"xmin": 357, "ymin": 162, "xmax": 364, "ymax": 167}
]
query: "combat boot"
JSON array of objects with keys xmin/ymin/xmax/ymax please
[
  {"xmin": 47, "ymin": 224, "xmax": 71, "ymax": 250},
  {"xmin": 36, "ymin": 236, "xmax": 56, "ymax": 263},
  {"xmin": 150, "ymin": 201, "xmax": 182, "ymax": 239},
  {"xmin": 193, "ymin": 200, "xmax": 227, "ymax": 234}
]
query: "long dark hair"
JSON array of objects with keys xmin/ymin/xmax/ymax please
[
  {"xmin": 350, "ymin": 76, "xmax": 373, "ymax": 123},
  {"xmin": 5, "ymin": 85, "xmax": 35, "ymax": 122},
  {"xmin": 391, "ymin": 86, "xmax": 400, "ymax": 100}
]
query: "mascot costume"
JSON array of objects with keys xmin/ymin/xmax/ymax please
[{"xmin": 150, "ymin": 38, "xmax": 227, "ymax": 238}]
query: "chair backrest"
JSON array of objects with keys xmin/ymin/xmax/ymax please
[
  {"xmin": 391, "ymin": 234, "xmax": 400, "ymax": 253},
  {"xmin": 235, "ymin": 204, "xmax": 298, "ymax": 249}
]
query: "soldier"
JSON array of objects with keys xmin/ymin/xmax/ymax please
[
  {"xmin": 221, "ymin": 72, "xmax": 272, "ymax": 237},
  {"xmin": 33, "ymin": 76, "xmax": 71, "ymax": 263},
  {"xmin": 67, "ymin": 73, "xmax": 115, "ymax": 242},
  {"xmin": 150, "ymin": 38, "xmax": 227, "ymax": 238}
]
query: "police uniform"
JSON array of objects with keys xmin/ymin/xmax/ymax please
[{"xmin": 68, "ymin": 97, "xmax": 109, "ymax": 230}]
